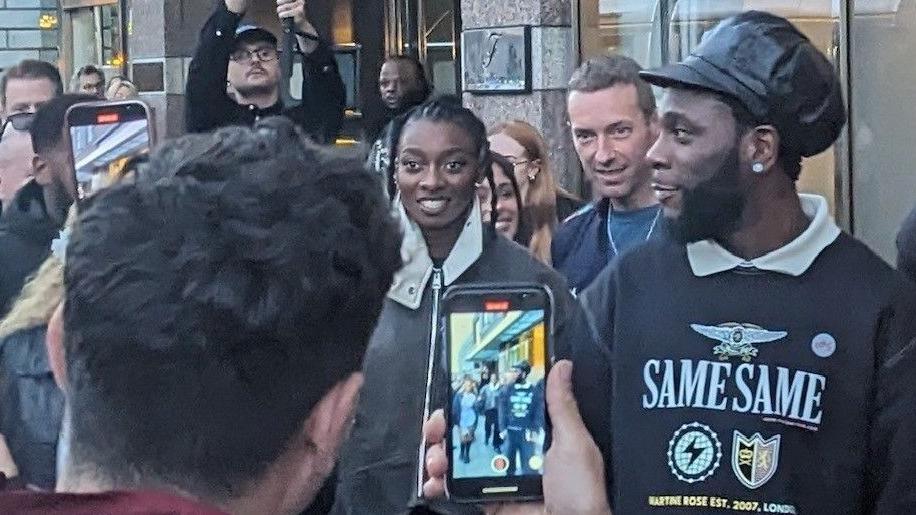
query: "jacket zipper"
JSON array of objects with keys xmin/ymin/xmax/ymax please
[{"xmin": 416, "ymin": 268, "xmax": 443, "ymax": 499}]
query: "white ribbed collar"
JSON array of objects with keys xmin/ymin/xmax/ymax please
[{"xmin": 687, "ymin": 194, "xmax": 841, "ymax": 277}]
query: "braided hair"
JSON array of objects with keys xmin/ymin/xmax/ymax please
[{"xmin": 385, "ymin": 96, "xmax": 498, "ymax": 236}]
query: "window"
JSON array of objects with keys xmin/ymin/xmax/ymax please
[{"xmin": 388, "ymin": 0, "xmax": 461, "ymax": 94}]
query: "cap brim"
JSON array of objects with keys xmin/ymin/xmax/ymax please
[
  {"xmin": 639, "ymin": 62, "xmax": 731, "ymax": 97},
  {"xmin": 640, "ymin": 59, "xmax": 769, "ymax": 118},
  {"xmin": 235, "ymin": 28, "xmax": 278, "ymax": 46}
]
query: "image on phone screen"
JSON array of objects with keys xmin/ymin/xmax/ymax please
[
  {"xmin": 68, "ymin": 103, "xmax": 150, "ymax": 196},
  {"xmin": 448, "ymin": 308, "xmax": 547, "ymax": 481}
]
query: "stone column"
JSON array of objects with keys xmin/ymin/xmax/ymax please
[
  {"xmin": 128, "ymin": 0, "xmax": 213, "ymax": 138},
  {"xmin": 461, "ymin": 0, "xmax": 581, "ymax": 193}
]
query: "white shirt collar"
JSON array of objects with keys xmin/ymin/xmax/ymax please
[
  {"xmin": 387, "ymin": 197, "xmax": 483, "ymax": 309},
  {"xmin": 687, "ymin": 194, "xmax": 841, "ymax": 277}
]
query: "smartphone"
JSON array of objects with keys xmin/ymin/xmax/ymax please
[
  {"xmin": 65, "ymin": 100, "xmax": 154, "ymax": 198},
  {"xmin": 442, "ymin": 283, "xmax": 554, "ymax": 504}
]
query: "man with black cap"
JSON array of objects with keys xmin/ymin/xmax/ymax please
[
  {"xmin": 498, "ymin": 360, "xmax": 544, "ymax": 477},
  {"xmin": 581, "ymin": 11, "xmax": 916, "ymax": 513},
  {"xmin": 185, "ymin": 0, "xmax": 345, "ymax": 143}
]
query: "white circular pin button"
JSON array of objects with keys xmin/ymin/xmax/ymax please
[{"xmin": 811, "ymin": 333, "xmax": 836, "ymax": 358}]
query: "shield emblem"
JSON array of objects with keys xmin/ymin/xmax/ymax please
[{"xmin": 731, "ymin": 431, "xmax": 780, "ymax": 489}]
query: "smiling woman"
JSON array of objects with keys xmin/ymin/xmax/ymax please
[{"xmin": 333, "ymin": 96, "xmax": 604, "ymax": 514}]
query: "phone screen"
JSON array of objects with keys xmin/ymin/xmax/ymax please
[
  {"xmin": 444, "ymin": 285, "xmax": 551, "ymax": 502},
  {"xmin": 67, "ymin": 101, "xmax": 151, "ymax": 198}
]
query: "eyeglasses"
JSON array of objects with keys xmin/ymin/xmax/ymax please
[
  {"xmin": 0, "ymin": 112, "xmax": 35, "ymax": 142},
  {"xmin": 496, "ymin": 153, "xmax": 531, "ymax": 167},
  {"xmin": 229, "ymin": 47, "xmax": 279, "ymax": 64}
]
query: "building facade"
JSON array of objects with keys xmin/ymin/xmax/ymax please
[
  {"xmin": 10, "ymin": 0, "xmax": 914, "ymax": 263},
  {"xmin": 0, "ymin": 0, "xmax": 60, "ymax": 73},
  {"xmin": 460, "ymin": 0, "xmax": 916, "ymax": 263}
]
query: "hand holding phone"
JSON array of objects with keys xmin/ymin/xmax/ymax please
[
  {"xmin": 422, "ymin": 361, "xmax": 612, "ymax": 514},
  {"xmin": 442, "ymin": 284, "xmax": 553, "ymax": 503}
]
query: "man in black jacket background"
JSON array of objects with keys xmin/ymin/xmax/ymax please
[{"xmin": 185, "ymin": 0, "xmax": 345, "ymax": 143}]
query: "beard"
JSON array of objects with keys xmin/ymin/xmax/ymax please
[
  {"xmin": 666, "ymin": 143, "xmax": 746, "ymax": 244},
  {"xmin": 233, "ymin": 79, "xmax": 278, "ymax": 98}
]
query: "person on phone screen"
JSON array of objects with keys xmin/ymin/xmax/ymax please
[
  {"xmin": 331, "ymin": 97, "xmax": 608, "ymax": 515},
  {"xmin": 185, "ymin": 0, "xmax": 344, "ymax": 143},
  {"xmin": 480, "ymin": 371, "xmax": 502, "ymax": 452},
  {"xmin": 498, "ymin": 360, "xmax": 544, "ymax": 476},
  {"xmin": 452, "ymin": 377, "xmax": 479, "ymax": 464}
]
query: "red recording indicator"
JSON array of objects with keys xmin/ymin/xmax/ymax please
[
  {"xmin": 484, "ymin": 300, "xmax": 510, "ymax": 312},
  {"xmin": 96, "ymin": 112, "xmax": 120, "ymax": 124}
]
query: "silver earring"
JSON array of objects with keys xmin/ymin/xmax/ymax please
[{"xmin": 752, "ymin": 162, "xmax": 765, "ymax": 174}]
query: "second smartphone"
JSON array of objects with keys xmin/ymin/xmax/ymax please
[
  {"xmin": 65, "ymin": 100, "xmax": 154, "ymax": 198},
  {"xmin": 442, "ymin": 283, "xmax": 554, "ymax": 504}
]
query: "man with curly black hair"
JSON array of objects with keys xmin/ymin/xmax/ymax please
[{"xmin": 0, "ymin": 117, "xmax": 402, "ymax": 514}]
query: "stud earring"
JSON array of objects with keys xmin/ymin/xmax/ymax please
[
  {"xmin": 528, "ymin": 173, "xmax": 536, "ymax": 182},
  {"xmin": 752, "ymin": 162, "xmax": 765, "ymax": 174}
]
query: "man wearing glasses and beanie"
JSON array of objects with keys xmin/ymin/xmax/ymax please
[{"xmin": 185, "ymin": 0, "xmax": 345, "ymax": 143}]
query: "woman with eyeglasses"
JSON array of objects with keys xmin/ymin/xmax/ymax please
[{"xmin": 488, "ymin": 120, "xmax": 584, "ymax": 265}]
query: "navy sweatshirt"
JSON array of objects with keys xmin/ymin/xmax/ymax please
[
  {"xmin": 581, "ymin": 228, "xmax": 916, "ymax": 514},
  {"xmin": 552, "ymin": 199, "xmax": 666, "ymax": 294}
]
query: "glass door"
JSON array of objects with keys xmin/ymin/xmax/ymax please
[
  {"xmin": 64, "ymin": 1, "xmax": 127, "ymax": 84},
  {"xmin": 387, "ymin": 0, "xmax": 461, "ymax": 95}
]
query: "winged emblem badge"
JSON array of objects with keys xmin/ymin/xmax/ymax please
[{"xmin": 691, "ymin": 323, "xmax": 787, "ymax": 362}]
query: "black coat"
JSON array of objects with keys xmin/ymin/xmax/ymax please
[
  {"xmin": 0, "ymin": 325, "xmax": 63, "ymax": 489},
  {"xmin": 0, "ymin": 181, "xmax": 58, "ymax": 317},
  {"xmin": 184, "ymin": 2, "xmax": 345, "ymax": 143}
]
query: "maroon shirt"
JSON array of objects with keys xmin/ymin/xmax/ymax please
[{"xmin": 0, "ymin": 490, "xmax": 228, "ymax": 514}]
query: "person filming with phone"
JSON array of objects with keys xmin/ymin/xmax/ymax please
[{"xmin": 185, "ymin": 0, "xmax": 344, "ymax": 143}]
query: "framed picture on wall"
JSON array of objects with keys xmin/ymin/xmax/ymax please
[{"xmin": 461, "ymin": 25, "xmax": 532, "ymax": 94}]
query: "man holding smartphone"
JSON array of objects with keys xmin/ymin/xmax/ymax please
[
  {"xmin": 0, "ymin": 94, "xmax": 93, "ymax": 316},
  {"xmin": 185, "ymin": 0, "xmax": 345, "ymax": 143}
]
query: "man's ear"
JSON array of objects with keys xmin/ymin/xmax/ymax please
[
  {"xmin": 746, "ymin": 125, "xmax": 779, "ymax": 174},
  {"xmin": 33, "ymin": 154, "xmax": 51, "ymax": 186},
  {"xmin": 46, "ymin": 303, "xmax": 67, "ymax": 391},
  {"xmin": 277, "ymin": 373, "xmax": 364, "ymax": 515}
]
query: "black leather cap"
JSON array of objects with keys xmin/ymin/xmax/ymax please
[{"xmin": 640, "ymin": 11, "xmax": 846, "ymax": 157}]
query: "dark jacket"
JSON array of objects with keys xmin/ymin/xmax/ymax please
[
  {"xmin": 580, "ymin": 195, "xmax": 916, "ymax": 514},
  {"xmin": 0, "ymin": 325, "xmax": 62, "ymax": 490},
  {"xmin": 185, "ymin": 1, "xmax": 345, "ymax": 143},
  {"xmin": 366, "ymin": 99, "xmax": 431, "ymax": 200},
  {"xmin": 332, "ymin": 201, "xmax": 610, "ymax": 515},
  {"xmin": 897, "ymin": 205, "xmax": 916, "ymax": 283},
  {"xmin": 0, "ymin": 181, "xmax": 58, "ymax": 317},
  {"xmin": 551, "ymin": 198, "xmax": 666, "ymax": 294}
]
